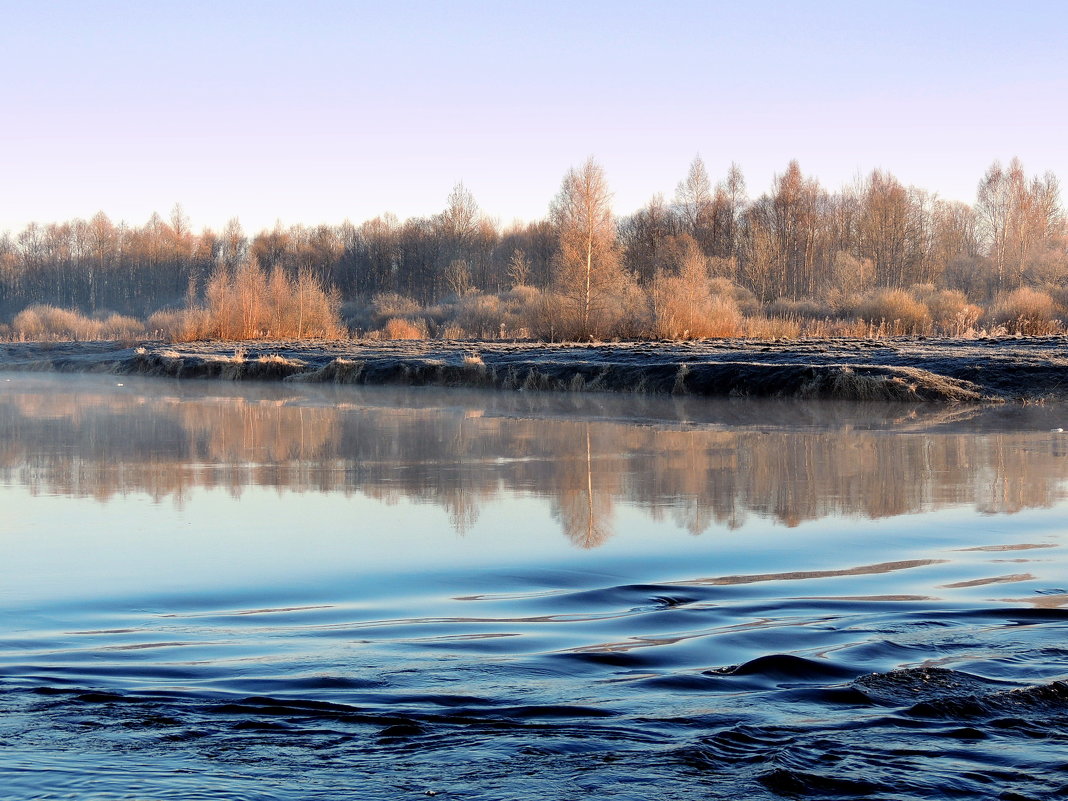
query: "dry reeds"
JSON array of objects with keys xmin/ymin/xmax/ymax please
[{"xmin": 12, "ymin": 305, "xmax": 145, "ymax": 341}]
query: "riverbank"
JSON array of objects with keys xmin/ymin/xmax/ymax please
[{"xmin": 2, "ymin": 336, "xmax": 1068, "ymax": 402}]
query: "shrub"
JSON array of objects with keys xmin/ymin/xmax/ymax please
[
  {"xmin": 370, "ymin": 292, "xmax": 423, "ymax": 326},
  {"xmin": 614, "ymin": 282, "xmax": 653, "ymax": 339},
  {"xmin": 651, "ymin": 271, "xmax": 740, "ymax": 339},
  {"xmin": 1050, "ymin": 285, "xmax": 1068, "ymax": 312},
  {"xmin": 454, "ymin": 293, "xmax": 504, "ymax": 339},
  {"xmin": 709, "ymin": 278, "xmax": 761, "ymax": 316},
  {"xmin": 185, "ymin": 260, "xmax": 344, "ymax": 341},
  {"xmin": 702, "ymin": 294, "xmax": 743, "ymax": 338},
  {"xmin": 826, "ymin": 289, "xmax": 863, "ymax": 317},
  {"xmin": 518, "ymin": 289, "xmax": 560, "ymax": 340},
  {"xmin": 551, "ymin": 276, "xmax": 637, "ymax": 341},
  {"xmin": 505, "ymin": 285, "xmax": 551, "ymax": 340},
  {"xmin": 855, "ymin": 289, "xmax": 932, "ymax": 335},
  {"xmin": 915, "ymin": 288, "xmax": 983, "ymax": 336},
  {"xmin": 987, "ymin": 287, "xmax": 1062, "ymax": 335},
  {"xmin": 99, "ymin": 312, "xmax": 145, "ymax": 340}
]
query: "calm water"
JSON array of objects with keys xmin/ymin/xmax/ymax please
[{"xmin": 2, "ymin": 373, "xmax": 1067, "ymax": 800}]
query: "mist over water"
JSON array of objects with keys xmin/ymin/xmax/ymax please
[{"xmin": 2, "ymin": 374, "xmax": 1067, "ymax": 800}]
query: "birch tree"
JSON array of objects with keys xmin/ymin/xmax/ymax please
[
  {"xmin": 675, "ymin": 155, "xmax": 714, "ymax": 248},
  {"xmin": 550, "ymin": 158, "xmax": 627, "ymax": 339}
]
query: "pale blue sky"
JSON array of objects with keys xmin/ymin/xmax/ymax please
[{"xmin": 2, "ymin": 0, "xmax": 1065, "ymax": 233}]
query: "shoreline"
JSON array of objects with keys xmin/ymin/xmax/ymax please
[{"xmin": 2, "ymin": 336, "xmax": 1068, "ymax": 403}]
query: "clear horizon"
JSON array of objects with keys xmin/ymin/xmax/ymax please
[{"xmin": 3, "ymin": 0, "xmax": 1066, "ymax": 234}]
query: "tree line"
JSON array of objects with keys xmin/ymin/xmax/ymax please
[{"xmin": 1, "ymin": 156, "xmax": 1065, "ymax": 340}]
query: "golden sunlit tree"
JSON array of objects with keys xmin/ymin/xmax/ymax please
[{"xmin": 550, "ymin": 157, "xmax": 630, "ymax": 339}]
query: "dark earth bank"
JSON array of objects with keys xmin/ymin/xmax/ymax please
[{"xmin": 3, "ymin": 336, "xmax": 1068, "ymax": 402}]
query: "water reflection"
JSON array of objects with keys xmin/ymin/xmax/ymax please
[{"xmin": 2, "ymin": 375, "xmax": 1067, "ymax": 545}]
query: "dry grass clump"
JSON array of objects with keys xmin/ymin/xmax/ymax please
[
  {"xmin": 855, "ymin": 289, "xmax": 932, "ymax": 335},
  {"xmin": 378, "ymin": 317, "xmax": 425, "ymax": 339},
  {"xmin": 12, "ymin": 305, "xmax": 145, "ymax": 341},
  {"xmin": 803, "ymin": 366, "xmax": 984, "ymax": 403},
  {"xmin": 987, "ymin": 287, "xmax": 1064, "ymax": 335},
  {"xmin": 741, "ymin": 315, "xmax": 870, "ymax": 339},
  {"xmin": 739, "ymin": 315, "xmax": 802, "ymax": 339},
  {"xmin": 256, "ymin": 353, "xmax": 302, "ymax": 366}
]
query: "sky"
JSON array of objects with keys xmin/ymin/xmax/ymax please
[{"xmin": 2, "ymin": 0, "xmax": 1066, "ymax": 235}]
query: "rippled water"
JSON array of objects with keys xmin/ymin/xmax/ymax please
[{"xmin": 2, "ymin": 373, "xmax": 1067, "ymax": 800}]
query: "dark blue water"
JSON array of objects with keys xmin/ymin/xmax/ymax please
[{"xmin": 2, "ymin": 374, "xmax": 1067, "ymax": 799}]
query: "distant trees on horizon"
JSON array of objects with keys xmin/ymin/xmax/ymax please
[{"xmin": 0, "ymin": 155, "xmax": 1065, "ymax": 341}]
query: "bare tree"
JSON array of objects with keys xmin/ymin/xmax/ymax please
[
  {"xmin": 854, "ymin": 170, "xmax": 919, "ymax": 288},
  {"xmin": 675, "ymin": 156, "xmax": 713, "ymax": 244},
  {"xmin": 975, "ymin": 158, "xmax": 1061, "ymax": 290},
  {"xmin": 441, "ymin": 182, "xmax": 480, "ymax": 244},
  {"xmin": 507, "ymin": 248, "xmax": 530, "ymax": 288},
  {"xmin": 738, "ymin": 161, "xmax": 829, "ymax": 300},
  {"xmin": 550, "ymin": 157, "xmax": 628, "ymax": 338},
  {"xmin": 444, "ymin": 259, "xmax": 472, "ymax": 297},
  {"xmin": 620, "ymin": 193, "xmax": 677, "ymax": 284},
  {"xmin": 217, "ymin": 218, "xmax": 247, "ymax": 272},
  {"xmin": 711, "ymin": 162, "xmax": 747, "ymax": 260}
]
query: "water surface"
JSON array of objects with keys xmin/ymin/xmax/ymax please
[{"xmin": 2, "ymin": 374, "xmax": 1067, "ymax": 799}]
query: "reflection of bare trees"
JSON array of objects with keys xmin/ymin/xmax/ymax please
[
  {"xmin": 551, "ymin": 426, "xmax": 615, "ymax": 549},
  {"xmin": 2, "ymin": 383, "xmax": 1068, "ymax": 545}
]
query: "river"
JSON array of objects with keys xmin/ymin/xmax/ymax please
[{"xmin": 1, "ymin": 373, "xmax": 1066, "ymax": 800}]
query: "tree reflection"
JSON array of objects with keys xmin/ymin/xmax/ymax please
[
  {"xmin": 551, "ymin": 425, "xmax": 614, "ymax": 549},
  {"xmin": 2, "ymin": 380, "xmax": 1068, "ymax": 547}
]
